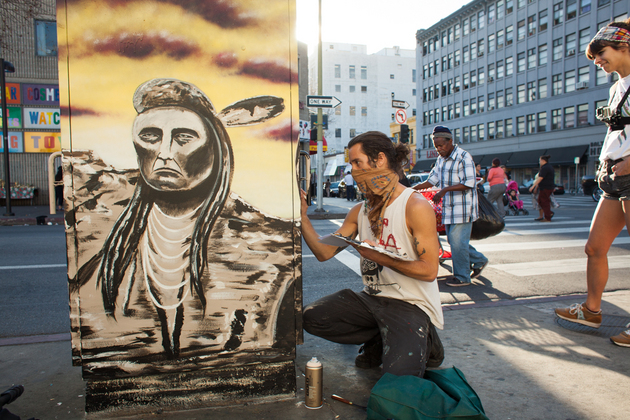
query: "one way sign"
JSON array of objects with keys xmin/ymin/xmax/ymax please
[{"xmin": 306, "ymin": 95, "xmax": 342, "ymax": 108}]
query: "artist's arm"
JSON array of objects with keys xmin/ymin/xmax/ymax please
[
  {"xmin": 354, "ymin": 193, "xmax": 439, "ymax": 282},
  {"xmin": 300, "ymin": 189, "xmax": 360, "ymax": 262}
]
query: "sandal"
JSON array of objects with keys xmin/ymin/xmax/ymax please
[{"xmin": 534, "ymin": 217, "xmax": 543, "ymax": 221}]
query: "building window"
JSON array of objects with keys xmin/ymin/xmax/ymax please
[
  {"xmin": 497, "ymin": 60, "xmax": 504, "ymax": 78},
  {"xmin": 578, "ymin": 66, "xmax": 589, "ymax": 86},
  {"xmin": 464, "ymin": 72, "xmax": 470, "ymax": 89},
  {"xmin": 335, "ymin": 107, "xmax": 341, "ymax": 115},
  {"xmin": 538, "ymin": 78, "xmax": 548, "ymax": 99},
  {"xmin": 505, "ymin": 118, "xmax": 513, "ymax": 136},
  {"xmin": 478, "ymin": 39, "xmax": 485, "ymax": 56},
  {"xmin": 551, "ymin": 109, "xmax": 561, "ymax": 129},
  {"xmin": 577, "ymin": 103, "xmax": 589, "ymax": 125},
  {"xmin": 539, "ymin": 9, "xmax": 548, "ymax": 32},
  {"xmin": 35, "ymin": 20, "xmax": 58, "ymax": 57},
  {"xmin": 518, "ymin": 0, "xmax": 526, "ymax": 7},
  {"xmin": 463, "ymin": 100, "xmax": 470, "ymax": 117},
  {"xmin": 528, "ymin": 48, "xmax": 537, "ymax": 69},
  {"xmin": 488, "ymin": 3, "xmax": 496, "ymax": 24},
  {"xmin": 455, "ymin": 102, "xmax": 461, "ymax": 118},
  {"xmin": 527, "ymin": 114, "xmax": 536, "ymax": 134},
  {"xmin": 455, "ymin": 49, "xmax": 461, "ymax": 66},
  {"xmin": 517, "ymin": 116, "xmax": 525, "ymax": 135},
  {"xmin": 471, "ymin": 70, "xmax": 477, "ymax": 87},
  {"xmin": 448, "ymin": 52, "xmax": 453, "ymax": 69},
  {"xmin": 539, "ymin": 44, "xmax": 548, "ymax": 66},
  {"xmin": 596, "ymin": 66, "xmax": 608, "ymax": 85},
  {"xmin": 390, "ymin": 74, "xmax": 395, "ymax": 79},
  {"xmin": 538, "ymin": 112, "xmax": 547, "ymax": 132},
  {"xmin": 471, "ymin": 97, "xmax": 477, "ymax": 114},
  {"xmin": 488, "ymin": 92, "xmax": 496, "ymax": 110},
  {"xmin": 552, "ymin": 74, "xmax": 562, "ymax": 95},
  {"xmin": 335, "ymin": 128, "xmax": 342, "ymax": 138},
  {"xmin": 517, "ymin": 52, "xmax": 526, "ymax": 72},
  {"xmin": 505, "ymin": 57, "xmax": 514, "ymax": 76},
  {"xmin": 567, "ymin": 0, "xmax": 577, "ymax": 20},
  {"xmin": 470, "ymin": 124, "xmax": 478, "ymax": 142},
  {"xmin": 349, "ymin": 106, "xmax": 356, "ymax": 116},
  {"xmin": 497, "ymin": 29, "xmax": 505, "ymax": 49},
  {"xmin": 517, "ymin": 84, "xmax": 526, "ymax": 104},
  {"xmin": 413, "ymin": 88, "xmax": 417, "ymax": 96},
  {"xmin": 463, "ymin": 18, "xmax": 470, "ymax": 36},
  {"xmin": 506, "ymin": 25, "xmax": 514, "ymax": 45},
  {"xmin": 335, "ymin": 85, "xmax": 341, "ymax": 92},
  {"xmin": 527, "ymin": 15, "xmax": 537, "ymax": 36},
  {"xmin": 478, "ymin": 67, "xmax": 485, "ymax": 85},
  {"xmin": 350, "ymin": 128, "xmax": 356, "ymax": 137},
  {"xmin": 553, "ymin": 3, "xmax": 564, "ymax": 25},
  {"xmin": 564, "ymin": 106, "xmax": 575, "ymax": 128},
  {"xmin": 335, "ymin": 64, "xmax": 341, "ymax": 78},
  {"xmin": 361, "ymin": 86, "xmax": 367, "ymax": 93},
  {"xmin": 455, "ymin": 22, "xmax": 461, "ymax": 39},
  {"xmin": 553, "ymin": 38, "xmax": 563, "ymax": 60},
  {"xmin": 580, "ymin": 0, "xmax": 591, "ymax": 14},
  {"xmin": 470, "ymin": 42, "xmax": 477, "ymax": 60},
  {"xmin": 496, "ymin": 120, "xmax": 504, "ymax": 138},
  {"xmin": 349, "ymin": 85, "xmax": 356, "ymax": 92},
  {"xmin": 565, "ymin": 70, "xmax": 576, "ymax": 93},
  {"xmin": 488, "ymin": 121, "xmax": 496, "ymax": 139},
  {"xmin": 349, "ymin": 65, "xmax": 356, "ymax": 78},
  {"xmin": 518, "ymin": 19, "xmax": 526, "ymax": 40},
  {"xmin": 361, "ymin": 66, "xmax": 367, "ymax": 79},
  {"xmin": 442, "ymin": 106, "xmax": 448, "ymax": 121},
  {"xmin": 463, "ymin": 46, "xmax": 469, "ymax": 63},
  {"xmin": 361, "ymin": 106, "xmax": 367, "ymax": 116},
  {"xmin": 478, "ymin": 9, "xmax": 485, "ymax": 29},
  {"xmin": 448, "ymin": 104, "xmax": 454, "ymax": 120},
  {"xmin": 478, "ymin": 95, "xmax": 485, "ymax": 112},
  {"xmin": 497, "ymin": 90, "xmax": 505, "ymax": 108},
  {"xmin": 579, "ymin": 28, "xmax": 590, "ymax": 53},
  {"xmin": 448, "ymin": 27, "xmax": 454, "ymax": 44},
  {"xmin": 566, "ymin": 33, "xmax": 577, "ymax": 57},
  {"xmin": 527, "ymin": 81, "xmax": 536, "ymax": 101},
  {"xmin": 412, "ymin": 68, "xmax": 416, "ymax": 82},
  {"xmin": 478, "ymin": 123, "xmax": 485, "ymax": 141},
  {"xmin": 506, "ymin": 87, "xmax": 514, "ymax": 106},
  {"xmin": 488, "ymin": 33, "xmax": 496, "ymax": 54},
  {"xmin": 454, "ymin": 75, "xmax": 461, "ymax": 91},
  {"xmin": 506, "ymin": 0, "xmax": 514, "ymax": 14},
  {"xmin": 463, "ymin": 126, "xmax": 470, "ymax": 143}
]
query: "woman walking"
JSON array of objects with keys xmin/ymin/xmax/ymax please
[
  {"xmin": 486, "ymin": 158, "xmax": 507, "ymax": 219},
  {"xmin": 555, "ymin": 19, "xmax": 630, "ymax": 347}
]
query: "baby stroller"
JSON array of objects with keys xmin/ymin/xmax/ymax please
[{"xmin": 505, "ymin": 181, "xmax": 529, "ymax": 216}]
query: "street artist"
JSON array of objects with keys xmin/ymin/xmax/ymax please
[{"xmin": 300, "ymin": 131, "xmax": 444, "ymax": 377}]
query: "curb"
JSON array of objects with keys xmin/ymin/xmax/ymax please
[{"xmin": 0, "ymin": 216, "xmax": 64, "ymax": 226}]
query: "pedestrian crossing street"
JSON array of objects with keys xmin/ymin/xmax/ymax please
[{"xmin": 314, "ymin": 194, "xmax": 630, "ymax": 279}]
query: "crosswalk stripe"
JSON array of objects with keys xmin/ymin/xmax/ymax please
[
  {"xmin": 334, "ymin": 250, "xmax": 361, "ymax": 276},
  {"xmin": 490, "ymin": 255, "xmax": 630, "ymax": 277},
  {"xmin": 475, "ymin": 237, "xmax": 630, "ymax": 253}
]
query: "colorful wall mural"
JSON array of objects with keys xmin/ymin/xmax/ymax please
[{"xmin": 57, "ymin": 0, "xmax": 300, "ymax": 414}]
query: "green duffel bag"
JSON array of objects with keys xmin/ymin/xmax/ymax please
[{"xmin": 367, "ymin": 367, "xmax": 489, "ymax": 420}]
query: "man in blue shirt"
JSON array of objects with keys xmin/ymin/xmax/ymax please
[{"xmin": 414, "ymin": 126, "xmax": 489, "ymax": 286}]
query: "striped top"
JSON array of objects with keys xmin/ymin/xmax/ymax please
[{"xmin": 426, "ymin": 145, "xmax": 479, "ymax": 225}]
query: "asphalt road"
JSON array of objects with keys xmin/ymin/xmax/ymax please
[{"xmin": 1, "ymin": 193, "xmax": 628, "ymax": 339}]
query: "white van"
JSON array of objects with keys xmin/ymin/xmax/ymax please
[{"xmin": 407, "ymin": 172, "xmax": 430, "ymax": 187}]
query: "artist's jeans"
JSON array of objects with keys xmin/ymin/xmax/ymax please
[
  {"xmin": 303, "ymin": 289, "xmax": 444, "ymax": 377},
  {"xmin": 445, "ymin": 222, "xmax": 488, "ymax": 283},
  {"xmin": 487, "ymin": 183, "xmax": 506, "ymax": 218}
]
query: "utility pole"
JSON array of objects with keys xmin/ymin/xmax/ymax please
[
  {"xmin": 1, "ymin": 58, "xmax": 15, "ymax": 216},
  {"xmin": 315, "ymin": 0, "xmax": 324, "ymax": 212}
]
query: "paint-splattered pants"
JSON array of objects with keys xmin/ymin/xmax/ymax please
[{"xmin": 303, "ymin": 289, "xmax": 443, "ymax": 377}]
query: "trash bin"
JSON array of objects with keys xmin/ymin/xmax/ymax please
[{"xmin": 582, "ymin": 175, "xmax": 598, "ymax": 195}]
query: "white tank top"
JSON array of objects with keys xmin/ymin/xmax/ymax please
[{"xmin": 357, "ymin": 187, "xmax": 444, "ymax": 329}]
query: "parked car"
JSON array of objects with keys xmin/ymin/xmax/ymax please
[
  {"xmin": 408, "ymin": 172, "xmax": 430, "ymax": 187},
  {"xmin": 329, "ymin": 181, "xmax": 345, "ymax": 198},
  {"xmin": 519, "ymin": 179, "xmax": 534, "ymax": 195}
]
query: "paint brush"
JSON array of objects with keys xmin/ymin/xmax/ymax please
[{"xmin": 331, "ymin": 394, "xmax": 367, "ymax": 410}]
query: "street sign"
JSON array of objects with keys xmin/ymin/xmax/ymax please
[
  {"xmin": 394, "ymin": 109, "xmax": 407, "ymax": 124},
  {"xmin": 307, "ymin": 95, "xmax": 342, "ymax": 108},
  {"xmin": 392, "ymin": 100, "xmax": 409, "ymax": 109}
]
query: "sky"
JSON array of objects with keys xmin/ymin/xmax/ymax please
[{"xmin": 296, "ymin": 0, "xmax": 473, "ymax": 55}]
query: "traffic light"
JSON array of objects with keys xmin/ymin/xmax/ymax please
[{"xmin": 400, "ymin": 124, "xmax": 409, "ymax": 143}]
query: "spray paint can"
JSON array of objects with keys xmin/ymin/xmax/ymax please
[{"xmin": 304, "ymin": 356, "xmax": 323, "ymax": 409}]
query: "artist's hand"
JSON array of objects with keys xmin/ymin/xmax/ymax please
[
  {"xmin": 300, "ymin": 189, "xmax": 309, "ymax": 217},
  {"xmin": 353, "ymin": 239, "xmax": 389, "ymax": 266},
  {"xmin": 612, "ymin": 157, "xmax": 630, "ymax": 177}
]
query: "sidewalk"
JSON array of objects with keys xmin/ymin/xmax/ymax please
[
  {"xmin": 1, "ymin": 291, "xmax": 629, "ymax": 419},
  {"xmin": 0, "ymin": 205, "xmax": 64, "ymax": 226}
]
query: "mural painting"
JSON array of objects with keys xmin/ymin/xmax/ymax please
[{"xmin": 57, "ymin": 0, "xmax": 300, "ymax": 413}]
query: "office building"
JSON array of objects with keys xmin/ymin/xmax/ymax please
[{"xmin": 415, "ymin": 0, "xmax": 629, "ymax": 189}]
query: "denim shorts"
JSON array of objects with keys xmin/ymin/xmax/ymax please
[{"xmin": 597, "ymin": 159, "xmax": 630, "ymax": 201}]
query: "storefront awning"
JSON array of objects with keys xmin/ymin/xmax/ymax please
[
  {"xmin": 505, "ymin": 149, "xmax": 546, "ymax": 168},
  {"xmin": 543, "ymin": 145, "xmax": 589, "ymax": 166},
  {"xmin": 411, "ymin": 159, "xmax": 434, "ymax": 173},
  {"xmin": 323, "ymin": 161, "xmax": 338, "ymax": 177},
  {"xmin": 471, "ymin": 155, "xmax": 485, "ymax": 166}
]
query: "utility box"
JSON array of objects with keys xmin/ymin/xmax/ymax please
[{"xmin": 56, "ymin": 0, "xmax": 302, "ymax": 415}]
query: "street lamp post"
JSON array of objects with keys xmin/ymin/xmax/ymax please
[{"xmin": 1, "ymin": 58, "xmax": 16, "ymax": 216}]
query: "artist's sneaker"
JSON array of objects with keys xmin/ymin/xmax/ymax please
[
  {"xmin": 445, "ymin": 277, "xmax": 472, "ymax": 287},
  {"xmin": 554, "ymin": 303, "xmax": 602, "ymax": 328},
  {"xmin": 470, "ymin": 260, "xmax": 489, "ymax": 279},
  {"xmin": 610, "ymin": 324, "xmax": 630, "ymax": 347},
  {"xmin": 355, "ymin": 336, "xmax": 382, "ymax": 369}
]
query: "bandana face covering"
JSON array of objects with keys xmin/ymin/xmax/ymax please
[{"xmin": 352, "ymin": 168, "xmax": 400, "ymax": 239}]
